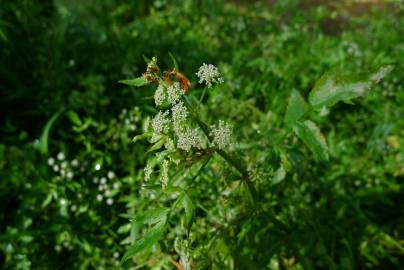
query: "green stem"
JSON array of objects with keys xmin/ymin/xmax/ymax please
[
  {"xmin": 182, "ymin": 96, "xmax": 257, "ymax": 204},
  {"xmin": 199, "ymin": 87, "xmax": 207, "ymax": 104}
]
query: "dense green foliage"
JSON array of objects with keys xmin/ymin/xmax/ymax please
[{"xmin": 1, "ymin": 0, "xmax": 403, "ymax": 269}]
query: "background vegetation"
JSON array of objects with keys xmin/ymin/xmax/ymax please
[{"xmin": 0, "ymin": 0, "xmax": 403, "ymax": 269}]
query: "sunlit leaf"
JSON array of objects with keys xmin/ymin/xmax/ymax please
[
  {"xmin": 119, "ymin": 76, "xmax": 148, "ymax": 87},
  {"xmin": 309, "ymin": 65, "xmax": 393, "ymax": 108},
  {"xmin": 293, "ymin": 120, "xmax": 329, "ymax": 161}
]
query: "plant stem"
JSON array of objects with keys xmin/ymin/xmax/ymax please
[{"xmin": 182, "ymin": 96, "xmax": 257, "ymax": 204}]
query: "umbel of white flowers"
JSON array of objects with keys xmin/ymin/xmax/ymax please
[
  {"xmin": 144, "ymin": 62, "xmax": 233, "ymax": 188},
  {"xmin": 196, "ymin": 63, "xmax": 224, "ymax": 88}
]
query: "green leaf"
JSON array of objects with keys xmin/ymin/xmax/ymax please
[
  {"xmin": 123, "ymin": 207, "xmax": 170, "ymax": 226},
  {"xmin": 169, "ymin": 52, "xmax": 179, "ymax": 71},
  {"xmin": 285, "ymin": 89, "xmax": 309, "ymax": 125},
  {"xmin": 293, "ymin": 120, "xmax": 329, "ymax": 161},
  {"xmin": 147, "ymin": 139, "xmax": 165, "ymax": 153},
  {"xmin": 119, "ymin": 76, "xmax": 148, "ymax": 87},
  {"xmin": 121, "ymin": 220, "xmax": 166, "ymax": 263},
  {"xmin": 67, "ymin": 111, "xmax": 82, "ymax": 126},
  {"xmin": 132, "ymin": 133, "xmax": 151, "ymax": 143},
  {"xmin": 34, "ymin": 110, "xmax": 63, "ymax": 154},
  {"xmin": 178, "ymin": 193, "xmax": 195, "ymax": 233},
  {"xmin": 308, "ymin": 65, "xmax": 393, "ymax": 108}
]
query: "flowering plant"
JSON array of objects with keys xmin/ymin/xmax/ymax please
[{"xmin": 119, "ymin": 56, "xmax": 393, "ymax": 268}]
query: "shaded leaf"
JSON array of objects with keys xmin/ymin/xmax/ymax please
[
  {"xmin": 121, "ymin": 220, "xmax": 166, "ymax": 263},
  {"xmin": 293, "ymin": 120, "xmax": 329, "ymax": 161},
  {"xmin": 34, "ymin": 110, "xmax": 63, "ymax": 154}
]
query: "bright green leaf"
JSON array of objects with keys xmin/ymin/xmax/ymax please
[
  {"xmin": 293, "ymin": 120, "xmax": 329, "ymax": 161},
  {"xmin": 119, "ymin": 76, "xmax": 148, "ymax": 87},
  {"xmin": 67, "ymin": 111, "xmax": 82, "ymax": 126},
  {"xmin": 285, "ymin": 89, "xmax": 309, "ymax": 125},
  {"xmin": 309, "ymin": 65, "xmax": 393, "ymax": 108}
]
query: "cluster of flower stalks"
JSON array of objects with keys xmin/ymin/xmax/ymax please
[{"xmin": 137, "ymin": 57, "xmax": 255, "ymax": 198}]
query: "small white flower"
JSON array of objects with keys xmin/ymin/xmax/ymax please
[
  {"xmin": 107, "ymin": 171, "xmax": 115, "ymax": 179},
  {"xmin": 98, "ymin": 185, "xmax": 104, "ymax": 191},
  {"xmin": 154, "ymin": 84, "xmax": 167, "ymax": 106},
  {"xmin": 113, "ymin": 182, "xmax": 120, "ymax": 190},
  {"xmin": 96, "ymin": 194, "xmax": 103, "ymax": 201},
  {"xmin": 211, "ymin": 120, "xmax": 234, "ymax": 150},
  {"xmin": 57, "ymin": 152, "xmax": 65, "ymax": 161},
  {"xmin": 100, "ymin": 177, "xmax": 107, "ymax": 185},
  {"xmin": 61, "ymin": 161, "xmax": 67, "ymax": 169},
  {"xmin": 151, "ymin": 110, "xmax": 171, "ymax": 134},
  {"xmin": 60, "ymin": 198, "xmax": 67, "ymax": 206},
  {"xmin": 106, "ymin": 198, "xmax": 114, "ymax": 205},
  {"xmin": 105, "ymin": 189, "xmax": 112, "ymax": 196},
  {"xmin": 48, "ymin": 157, "xmax": 55, "ymax": 166},
  {"xmin": 167, "ymin": 82, "xmax": 184, "ymax": 104},
  {"xmin": 196, "ymin": 63, "xmax": 224, "ymax": 88},
  {"xmin": 93, "ymin": 177, "xmax": 99, "ymax": 184},
  {"xmin": 66, "ymin": 171, "xmax": 74, "ymax": 179},
  {"xmin": 70, "ymin": 205, "xmax": 77, "ymax": 212},
  {"xmin": 144, "ymin": 163, "xmax": 153, "ymax": 182},
  {"xmin": 53, "ymin": 165, "xmax": 60, "ymax": 172},
  {"xmin": 113, "ymin": 252, "xmax": 120, "ymax": 259},
  {"xmin": 160, "ymin": 160, "xmax": 169, "ymax": 188},
  {"xmin": 95, "ymin": 163, "xmax": 101, "ymax": 171},
  {"xmin": 71, "ymin": 159, "xmax": 79, "ymax": 167}
]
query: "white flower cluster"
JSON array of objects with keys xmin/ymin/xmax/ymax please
[
  {"xmin": 154, "ymin": 85, "xmax": 166, "ymax": 107},
  {"xmin": 160, "ymin": 159, "xmax": 169, "ymax": 188},
  {"xmin": 93, "ymin": 170, "xmax": 119, "ymax": 206},
  {"xmin": 172, "ymin": 101, "xmax": 188, "ymax": 126},
  {"xmin": 176, "ymin": 127, "xmax": 204, "ymax": 152},
  {"xmin": 151, "ymin": 110, "xmax": 171, "ymax": 134},
  {"xmin": 154, "ymin": 82, "xmax": 185, "ymax": 107},
  {"xmin": 196, "ymin": 63, "xmax": 224, "ymax": 88},
  {"xmin": 47, "ymin": 153, "xmax": 81, "ymax": 180},
  {"xmin": 144, "ymin": 163, "xmax": 153, "ymax": 182},
  {"xmin": 167, "ymin": 82, "xmax": 183, "ymax": 104},
  {"xmin": 210, "ymin": 120, "xmax": 234, "ymax": 150}
]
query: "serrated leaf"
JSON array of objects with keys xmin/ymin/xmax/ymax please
[
  {"xmin": 119, "ymin": 76, "xmax": 148, "ymax": 87},
  {"xmin": 293, "ymin": 120, "xmax": 329, "ymax": 161},
  {"xmin": 121, "ymin": 220, "xmax": 166, "ymax": 263},
  {"xmin": 309, "ymin": 65, "xmax": 393, "ymax": 108},
  {"xmin": 178, "ymin": 193, "xmax": 195, "ymax": 233},
  {"xmin": 124, "ymin": 207, "xmax": 170, "ymax": 226},
  {"xmin": 285, "ymin": 89, "xmax": 309, "ymax": 125}
]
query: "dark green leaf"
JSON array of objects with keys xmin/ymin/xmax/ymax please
[
  {"xmin": 121, "ymin": 220, "xmax": 166, "ymax": 263},
  {"xmin": 293, "ymin": 120, "xmax": 329, "ymax": 161},
  {"xmin": 169, "ymin": 52, "xmax": 179, "ymax": 71},
  {"xmin": 34, "ymin": 110, "xmax": 63, "ymax": 154}
]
